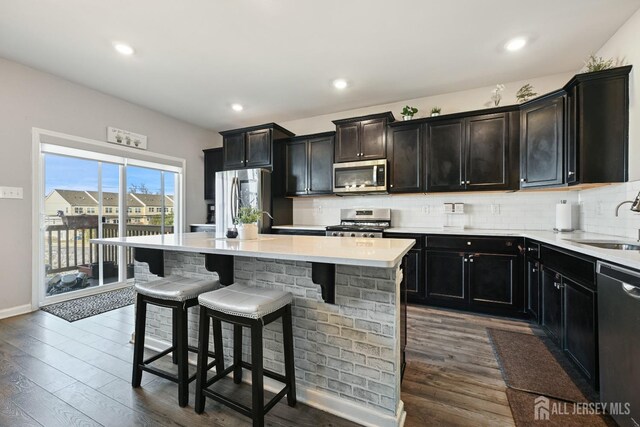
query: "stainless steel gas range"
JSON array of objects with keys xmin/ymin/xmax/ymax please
[{"xmin": 325, "ymin": 208, "xmax": 391, "ymax": 238}]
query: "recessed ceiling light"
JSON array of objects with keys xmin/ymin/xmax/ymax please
[
  {"xmin": 231, "ymin": 104, "xmax": 244, "ymax": 112},
  {"xmin": 505, "ymin": 37, "xmax": 527, "ymax": 52},
  {"xmin": 113, "ymin": 42, "xmax": 135, "ymax": 56},
  {"xmin": 333, "ymin": 79, "xmax": 348, "ymax": 89}
]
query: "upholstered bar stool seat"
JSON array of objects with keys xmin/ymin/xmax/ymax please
[
  {"xmin": 132, "ymin": 275, "xmax": 220, "ymax": 407},
  {"xmin": 195, "ymin": 283, "xmax": 296, "ymax": 427}
]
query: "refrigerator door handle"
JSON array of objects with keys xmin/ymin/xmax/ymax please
[{"xmin": 230, "ymin": 177, "xmax": 239, "ymax": 224}]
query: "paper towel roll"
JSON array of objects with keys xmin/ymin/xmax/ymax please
[{"xmin": 556, "ymin": 201, "xmax": 573, "ymax": 232}]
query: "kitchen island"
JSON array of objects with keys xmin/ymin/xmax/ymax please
[{"xmin": 92, "ymin": 232, "xmax": 415, "ymax": 427}]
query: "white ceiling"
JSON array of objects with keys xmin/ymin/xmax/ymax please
[{"xmin": 1, "ymin": 0, "xmax": 639, "ymax": 131}]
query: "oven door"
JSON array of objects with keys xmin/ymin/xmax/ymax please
[{"xmin": 333, "ymin": 160, "xmax": 387, "ymax": 193}]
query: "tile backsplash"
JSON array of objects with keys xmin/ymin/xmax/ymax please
[{"xmin": 291, "ymin": 181, "xmax": 640, "ymax": 239}]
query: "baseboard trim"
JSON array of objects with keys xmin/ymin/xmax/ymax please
[
  {"xmin": 0, "ymin": 304, "xmax": 34, "ymax": 320},
  {"xmin": 142, "ymin": 336, "xmax": 405, "ymax": 427}
]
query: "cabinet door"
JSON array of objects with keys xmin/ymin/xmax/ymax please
[
  {"xmin": 466, "ymin": 114, "xmax": 509, "ymax": 190},
  {"xmin": 204, "ymin": 148, "xmax": 223, "ymax": 200},
  {"xmin": 541, "ymin": 268, "xmax": 563, "ymax": 344},
  {"xmin": 404, "ymin": 249, "xmax": 424, "ymax": 302},
  {"xmin": 426, "ymin": 119, "xmax": 465, "ymax": 192},
  {"xmin": 566, "ymin": 85, "xmax": 579, "ymax": 184},
  {"xmin": 308, "ymin": 136, "xmax": 334, "ymax": 194},
  {"xmin": 563, "ymin": 278, "xmax": 597, "ymax": 384},
  {"xmin": 388, "ymin": 124, "xmax": 422, "ymax": 193},
  {"xmin": 425, "ymin": 250, "xmax": 466, "ymax": 304},
  {"xmin": 360, "ymin": 118, "xmax": 387, "ymax": 160},
  {"xmin": 245, "ymin": 129, "xmax": 272, "ymax": 167},
  {"xmin": 335, "ymin": 123, "xmax": 360, "ymax": 162},
  {"xmin": 285, "ymin": 140, "xmax": 308, "ymax": 196},
  {"xmin": 223, "ymin": 133, "xmax": 246, "ymax": 169},
  {"xmin": 520, "ymin": 94, "xmax": 565, "ymax": 188},
  {"xmin": 468, "ymin": 253, "xmax": 520, "ymax": 312},
  {"xmin": 527, "ymin": 259, "xmax": 541, "ymax": 322}
]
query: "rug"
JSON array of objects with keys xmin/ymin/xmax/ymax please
[
  {"xmin": 40, "ymin": 286, "xmax": 135, "ymax": 322},
  {"xmin": 488, "ymin": 328, "xmax": 614, "ymax": 426}
]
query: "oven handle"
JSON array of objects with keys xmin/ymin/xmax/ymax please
[{"xmin": 373, "ymin": 165, "xmax": 377, "ymax": 185}]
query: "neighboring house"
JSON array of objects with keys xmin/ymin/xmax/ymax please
[{"xmin": 45, "ymin": 189, "xmax": 173, "ymax": 225}]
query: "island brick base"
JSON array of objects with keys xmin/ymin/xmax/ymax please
[{"xmin": 135, "ymin": 251, "xmax": 403, "ymax": 424}]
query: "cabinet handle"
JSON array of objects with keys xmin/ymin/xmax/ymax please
[
  {"xmin": 466, "ymin": 181, "xmax": 470, "ymax": 184},
  {"xmin": 464, "ymin": 258, "xmax": 468, "ymax": 262},
  {"xmin": 469, "ymin": 258, "xmax": 474, "ymax": 263},
  {"xmin": 520, "ymin": 178, "xmax": 526, "ymax": 183},
  {"xmin": 390, "ymin": 184, "xmax": 394, "ymax": 188},
  {"xmin": 467, "ymin": 241, "xmax": 471, "ymax": 246},
  {"xmin": 532, "ymin": 268, "xmax": 538, "ymax": 273},
  {"xmin": 461, "ymin": 181, "xmax": 465, "ymax": 185},
  {"xmin": 568, "ymin": 171, "xmax": 575, "ymax": 176}
]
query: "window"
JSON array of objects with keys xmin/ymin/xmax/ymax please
[
  {"xmin": 164, "ymin": 207, "xmax": 169, "ymax": 212},
  {"xmin": 105, "ymin": 207, "xmax": 113, "ymax": 213},
  {"xmin": 134, "ymin": 207, "xmax": 141, "ymax": 214},
  {"xmin": 148, "ymin": 207, "xmax": 154, "ymax": 213},
  {"xmin": 87, "ymin": 207, "xmax": 96, "ymax": 214},
  {"xmin": 74, "ymin": 207, "xmax": 83, "ymax": 214}
]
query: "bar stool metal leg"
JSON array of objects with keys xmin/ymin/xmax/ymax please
[
  {"xmin": 233, "ymin": 324, "xmax": 243, "ymax": 384},
  {"xmin": 176, "ymin": 304, "xmax": 189, "ymax": 407},
  {"xmin": 282, "ymin": 305, "xmax": 297, "ymax": 407},
  {"xmin": 212, "ymin": 318, "xmax": 225, "ymax": 375},
  {"xmin": 195, "ymin": 307, "xmax": 210, "ymax": 414},
  {"xmin": 132, "ymin": 292, "xmax": 147, "ymax": 388},
  {"xmin": 172, "ymin": 309, "xmax": 178, "ymax": 364},
  {"xmin": 250, "ymin": 322, "xmax": 264, "ymax": 427}
]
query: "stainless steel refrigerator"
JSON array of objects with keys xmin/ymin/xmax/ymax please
[{"xmin": 214, "ymin": 168, "xmax": 274, "ymax": 238}]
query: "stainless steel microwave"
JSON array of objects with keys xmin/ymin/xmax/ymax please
[{"xmin": 333, "ymin": 159, "xmax": 387, "ymax": 194}]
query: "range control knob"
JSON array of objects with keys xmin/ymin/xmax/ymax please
[
  {"xmin": 331, "ymin": 232, "xmax": 338, "ymax": 236},
  {"xmin": 368, "ymin": 233, "xmax": 375, "ymax": 238},
  {"xmin": 350, "ymin": 233, "xmax": 356, "ymax": 237},
  {"xmin": 338, "ymin": 232, "xmax": 345, "ymax": 237}
]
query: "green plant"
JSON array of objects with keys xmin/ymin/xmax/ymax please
[
  {"xmin": 401, "ymin": 105, "xmax": 418, "ymax": 117},
  {"xmin": 584, "ymin": 55, "xmax": 615, "ymax": 72},
  {"xmin": 234, "ymin": 206, "xmax": 272, "ymax": 225},
  {"xmin": 516, "ymin": 84, "xmax": 537, "ymax": 103},
  {"xmin": 430, "ymin": 107, "xmax": 441, "ymax": 114}
]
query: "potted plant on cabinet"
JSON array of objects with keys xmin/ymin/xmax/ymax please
[
  {"xmin": 401, "ymin": 105, "xmax": 418, "ymax": 121},
  {"xmin": 430, "ymin": 107, "xmax": 441, "ymax": 117},
  {"xmin": 234, "ymin": 206, "xmax": 272, "ymax": 240}
]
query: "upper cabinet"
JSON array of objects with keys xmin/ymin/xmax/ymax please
[
  {"xmin": 203, "ymin": 147, "xmax": 223, "ymax": 201},
  {"xmin": 285, "ymin": 132, "xmax": 335, "ymax": 196},
  {"xmin": 387, "ymin": 122, "xmax": 423, "ymax": 193},
  {"xmin": 520, "ymin": 91, "xmax": 566, "ymax": 188},
  {"xmin": 520, "ymin": 66, "xmax": 631, "ymax": 189},
  {"xmin": 333, "ymin": 112, "xmax": 395, "ymax": 163},
  {"xmin": 426, "ymin": 108, "xmax": 519, "ymax": 192},
  {"xmin": 220, "ymin": 123, "xmax": 295, "ymax": 170}
]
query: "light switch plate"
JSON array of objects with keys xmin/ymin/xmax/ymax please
[{"xmin": 0, "ymin": 186, "xmax": 23, "ymax": 199}]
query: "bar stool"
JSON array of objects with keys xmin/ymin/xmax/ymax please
[
  {"xmin": 195, "ymin": 283, "xmax": 296, "ymax": 427},
  {"xmin": 132, "ymin": 275, "xmax": 220, "ymax": 407}
]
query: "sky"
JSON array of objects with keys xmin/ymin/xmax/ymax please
[{"xmin": 45, "ymin": 154, "xmax": 175, "ymax": 196}]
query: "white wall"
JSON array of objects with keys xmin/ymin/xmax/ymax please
[{"xmin": 0, "ymin": 57, "xmax": 218, "ymax": 313}]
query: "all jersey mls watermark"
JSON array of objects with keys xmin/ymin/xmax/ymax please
[{"xmin": 534, "ymin": 396, "xmax": 632, "ymax": 421}]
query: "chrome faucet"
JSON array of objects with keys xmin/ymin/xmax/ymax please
[{"xmin": 615, "ymin": 191, "xmax": 640, "ymax": 216}]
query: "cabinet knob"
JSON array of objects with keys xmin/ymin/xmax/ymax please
[
  {"xmin": 360, "ymin": 152, "xmax": 364, "ymax": 156},
  {"xmin": 464, "ymin": 258, "xmax": 468, "ymax": 262},
  {"xmin": 390, "ymin": 184, "xmax": 394, "ymax": 188},
  {"xmin": 466, "ymin": 181, "xmax": 470, "ymax": 184},
  {"xmin": 470, "ymin": 258, "xmax": 474, "ymax": 263},
  {"xmin": 461, "ymin": 181, "xmax": 465, "ymax": 185},
  {"xmin": 467, "ymin": 241, "xmax": 471, "ymax": 245},
  {"xmin": 520, "ymin": 178, "xmax": 526, "ymax": 183},
  {"xmin": 568, "ymin": 171, "xmax": 575, "ymax": 176}
]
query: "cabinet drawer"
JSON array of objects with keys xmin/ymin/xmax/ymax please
[
  {"xmin": 525, "ymin": 240, "xmax": 541, "ymax": 259},
  {"xmin": 426, "ymin": 235, "xmax": 522, "ymax": 254},
  {"xmin": 540, "ymin": 245, "xmax": 595, "ymax": 288}
]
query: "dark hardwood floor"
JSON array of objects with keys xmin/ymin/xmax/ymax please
[{"xmin": 0, "ymin": 303, "xmax": 534, "ymax": 426}]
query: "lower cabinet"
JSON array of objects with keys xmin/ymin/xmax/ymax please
[
  {"xmin": 526, "ymin": 258, "xmax": 541, "ymax": 321},
  {"xmin": 404, "ymin": 248, "xmax": 425, "ymax": 303},
  {"xmin": 423, "ymin": 236, "xmax": 525, "ymax": 316},
  {"xmin": 541, "ymin": 267, "xmax": 563, "ymax": 344},
  {"xmin": 563, "ymin": 277, "xmax": 597, "ymax": 385}
]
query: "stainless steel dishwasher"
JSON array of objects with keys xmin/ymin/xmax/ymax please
[{"xmin": 597, "ymin": 261, "xmax": 640, "ymax": 427}]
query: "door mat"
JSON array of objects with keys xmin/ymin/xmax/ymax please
[
  {"xmin": 41, "ymin": 286, "xmax": 135, "ymax": 322},
  {"xmin": 488, "ymin": 328, "xmax": 614, "ymax": 426}
]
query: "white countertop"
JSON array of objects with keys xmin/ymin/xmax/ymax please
[
  {"xmin": 272, "ymin": 225, "xmax": 327, "ymax": 231},
  {"xmin": 272, "ymin": 225, "xmax": 640, "ymax": 270},
  {"xmin": 91, "ymin": 233, "xmax": 415, "ymax": 268}
]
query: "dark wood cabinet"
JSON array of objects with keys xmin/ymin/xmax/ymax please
[
  {"xmin": 387, "ymin": 123, "xmax": 423, "ymax": 193},
  {"xmin": 385, "ymin": 234, "xmax": 425, "ymax": 303},
  {"xmin": 426, "ymin": 109, "xmax": 518, "ymax": 192},
  {"xmin": 219, "ymin": 123, "xmax": 294, "ymax": 170},
  {"xmin": 565, "ymin": 66, "xmax": 631, "ymax": 184},
  {"xmin": 285, "ymin": 132, "xmax": 334, "ymax": 196},
  {"xmin": 333, "ymin": 112, "xmax": 394, "ymax": 163},
  {"xmin": 541, "ymin": 267, "xmax": 563, "ymax": 344},
  {"xmin": 469, "ymin": 253, "xmax": 519, "ymax": 312},
  {"xmin": 424, "ymin": 235, "xmax": 524, "ymax": 316},
  {"xmin": 520, "ymin": 92, "xmax": 565, "ymax": 188},
  {"xmin": 526, "ymin": 259, "xmax": 541, "ymax": 322},
  {"xmin": 203, "ymin": 147, "xmax": 223, "ymax": 201},
  {"xmin": 563, "ymin": 277, "xmax": 597, "ymax": 384}
]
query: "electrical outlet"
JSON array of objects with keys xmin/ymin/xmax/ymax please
[{"xmin": 0, "ymin": 186, "xmax": 23, "ymax": 199}]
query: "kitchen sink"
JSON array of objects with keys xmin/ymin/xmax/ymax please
[{"xmin": 569, "ymin": 240, "xmax": 640, "ymax": 251}]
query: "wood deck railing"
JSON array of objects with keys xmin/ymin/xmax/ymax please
[{"xmin": 44, "ymin": 224, "xmax": 173, "ymax": 274}]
